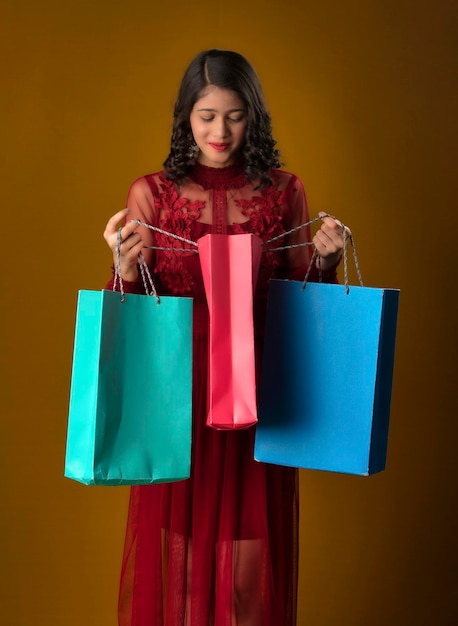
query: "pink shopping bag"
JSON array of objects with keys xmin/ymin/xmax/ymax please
[{"xmin": 198, "ymin": 233, "xmax": 262, "ymax": 429}]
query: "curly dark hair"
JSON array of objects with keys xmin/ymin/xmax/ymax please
[{"xmin": 163, "ymin": 49, "xmax": 282, "ymax": 189}]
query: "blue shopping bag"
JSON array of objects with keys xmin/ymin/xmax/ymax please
[
  {"xmin": 254, "ymin": 279, "xmax": 399, "ymax": 476},
  {"xmin": 65, "ymin": 289, "xmax": 193, "ymax": 485}
]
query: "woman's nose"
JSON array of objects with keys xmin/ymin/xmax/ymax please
[{"xmin": 212, "ymin": 118, "xmax": 229, "ymax": 139}]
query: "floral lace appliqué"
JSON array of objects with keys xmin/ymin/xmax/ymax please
[
  {"xmin": 154, "ymin": 175, "xmax": 204, "ymax": 294},
  {"xmin": 236, "ymin": 182, "xmax": 287, "ymax": 277}
]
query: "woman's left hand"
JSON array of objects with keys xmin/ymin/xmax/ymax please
[{"xmin": 313, "ymin": 211, "xmax": 347, "ymax": 271}]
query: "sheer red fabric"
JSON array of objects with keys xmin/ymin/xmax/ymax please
[{"xmin": 107, "ymin": 163, "xmax": 337, "ymax": 626}]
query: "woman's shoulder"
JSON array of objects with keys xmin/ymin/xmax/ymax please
[
  {"xmin": 129, "ymin": 169, "xmax": 167, "ymax": 188},
  {"xmin": 127, "ymin": 169, "xmax": 171, "ymax": 196},
  {"xmin": 270, "ymin": 168, "xmax": 305, "ymax": 192},
  {"xmin": 273, "ymin": 168, "xmax": 301, "ymax": 182}
]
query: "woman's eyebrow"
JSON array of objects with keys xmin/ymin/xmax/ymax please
[{"xmin": 196, "ymin": 108, "xmax": 246, "ymax": 113}]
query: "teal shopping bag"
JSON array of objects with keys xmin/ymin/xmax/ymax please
[
  {"xmin": 254, "ymin": 279, "xmax": 399, "ymax": 476},
  {"xmin": 65, "ymin": 289, "xmax": 193, "ymax": 485}
]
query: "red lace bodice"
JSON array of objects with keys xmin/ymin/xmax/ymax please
[{"xmin": 124, "ymin": 162, "xmax": 315, "ymax": 298}]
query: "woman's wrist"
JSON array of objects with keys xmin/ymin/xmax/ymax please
[
  {"xmin": 316, "ymin": 251, "xmax": 342, "ymax": 272},
  {"xmin": 121, "ymin": 266, "xmax": 139, "ymax": 281},
  {"xmin": 113, "ymin": 256, "xmax": 139, "ymax": 282}
]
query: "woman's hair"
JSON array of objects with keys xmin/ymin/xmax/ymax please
[{"xmin": 163, "ymin": 49, "xmax": 282, "ymax": 188}]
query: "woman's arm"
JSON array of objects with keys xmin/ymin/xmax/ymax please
[
  {"xmin": 283, "ymin": 174, "xmax": 343, "ymax": 283},
  {"xmin": 103, "ymin": 175, "xmax": 160, "ymax": 292}
]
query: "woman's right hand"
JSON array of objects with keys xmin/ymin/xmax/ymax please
[{"xmin": 103, "ymin": 208, "xmax": 144, "ymax": 281}]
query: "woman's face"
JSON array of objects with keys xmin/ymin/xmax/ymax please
[{"xmin": 190, "ymin": 85, "xmax": 247, "ymax": 168}]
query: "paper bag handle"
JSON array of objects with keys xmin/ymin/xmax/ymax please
[
  {"xmin": 113, "ymin": 218, "xmax": 200, "ymax": 303},
  {"xmin": 113, "ymin": 228, "xmax": 161, "ymax": 304},
  {"xmin": 130, "ymin": 218, "xmax": 199, "ymax": 253},
  {"xmin": 263, "ymin": 213, "xmax": 363, "ymax": 294}
]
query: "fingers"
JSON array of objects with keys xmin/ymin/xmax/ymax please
[
  {"xmin": 103, "ymin": 209, "xmax": 143, "ymax": 252},
  {"xmin": 117, "ymin": 230, "xmax": 144, "ymax": 259},
  {"xmin": 313, "ymin": 211, "xmax": 348, "ymax": 258},
  {"xmin": 101, "ymin": 209, "xmax": 144, "ymax": 282},
  {"xmin": 103, "ymin": 208, "xmax": 144, "ymax": 281},
  {"xmin": 318, "ymin": 211, "xmax": 352, "ymax": 236},
  {"xmin": 103, "ymin": 208, "xmax": 130, "ymax": 240},
  {"xmin": 104, "ymin": 209, "xmax": 139, "ymax": 241}
]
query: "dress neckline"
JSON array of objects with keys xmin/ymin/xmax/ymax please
[{"xmin": 189, "ymin": 161, "xmax": 247, "ymax": 191}]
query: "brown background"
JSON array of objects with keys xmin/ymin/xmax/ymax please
[{"xmin": 1, "ymin": 0, "xmax": 457, "ymax": 624}]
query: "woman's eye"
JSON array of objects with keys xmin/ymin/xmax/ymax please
[{"xmin": 199, "ymin": 115, "xmax": 245, "ymax": 123}]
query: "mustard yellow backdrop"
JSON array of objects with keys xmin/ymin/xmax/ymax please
[{"xmin": 1, "ymin": 0, "xmax": 457, "ymax": 624}]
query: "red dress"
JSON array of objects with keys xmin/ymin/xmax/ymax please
[{"xmin": 109, "ymin": 162, "xmax": 337, "ymax": 626}]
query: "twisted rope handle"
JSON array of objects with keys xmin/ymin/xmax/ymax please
[
  {"xmin": 264, "ymin": 213, "xmax": 363, "ymax": 294},
  {"xmin": 138, "ymin": 252, "xmax": 160, "ymax": 303},
  {"xmin": 113, "ymin": 217, "xmax": 200, "ymax": 303},
  {"xmin": 130, "ymin": 218, "xmax": 199, "ymax": 253},
  {"xmin": 113, "ymin": 228, "xmax": 126, "ymax": 302},
  {"xmin": 115, "ymin": 213, "xmax": 363, "ymax": 298},
  {"xmin": 113, "ymin": 228, "xmax": 161, "ymax": 304},
  {"xmin": 262, "ymin": 213, "xmax": 326, "ymax": 250}
]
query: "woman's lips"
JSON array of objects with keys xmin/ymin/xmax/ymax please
[{"xmin": 209, "ymin": 143, "xmax": 230, "ymax": 152}]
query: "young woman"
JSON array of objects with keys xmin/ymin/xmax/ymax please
[{"xmin": 104, "ymin": 49, "xmax": 344, "ymax": 626}]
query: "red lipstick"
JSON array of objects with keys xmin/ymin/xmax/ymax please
[{"xmin": 209, "ymin": 143, "xmax": 229, "ymax": 152}]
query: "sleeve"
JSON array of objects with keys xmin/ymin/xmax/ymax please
[
  {"xmin": 105, "ymin": 174, "xmax": 161, "ymax": 294},
  {"xmin": 283, "ymin": 174, "xmax": 339, "ymax": 284}
]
